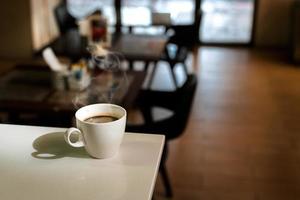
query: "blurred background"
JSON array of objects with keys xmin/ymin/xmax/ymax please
[{"xmin": 1, "ymin": 0, "xmax": 300, "ymax": 199}]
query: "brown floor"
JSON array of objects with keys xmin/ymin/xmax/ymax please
[{"xmin": 150, "ymin": 47, "xmax": 300, "ymax": 200}]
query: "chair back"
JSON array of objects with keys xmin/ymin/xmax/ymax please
[
  {"xmin": 167, "ymin": 74, "xmax": 197, "ymax": 139},
  {"xmin": 168, "ymin": 11, "xmax": 202, "ymax": 48},
  {"xmin": 127, "ymin": 74, "xmax": 197, "ymax": 141},
  {"xmin": 126, "ymin": 75, "xmax": 197, "ymax": 199},
  {"xmin": 54, "ymin": 3, "xmax": 78, "ymax": 34}
]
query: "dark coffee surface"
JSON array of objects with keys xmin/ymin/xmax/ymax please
[{"xmin": 84, "ymin": 115, "xmax": 119, "ymax": 123}]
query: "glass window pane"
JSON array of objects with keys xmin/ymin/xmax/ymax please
[{"xmin": 200, "ymin": 0, "xmax": 254, "ymax": 43}]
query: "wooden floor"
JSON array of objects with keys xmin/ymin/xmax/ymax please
[{"xmin": 150, "ymin": 47, "xmax": 300, "ymax": 200}]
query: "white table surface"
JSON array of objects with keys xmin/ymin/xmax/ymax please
[{"xmin": 0, "ymin": 124, "xmax": 165, "ymax": 200}]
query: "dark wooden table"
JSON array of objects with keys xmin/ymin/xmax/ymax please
[
  {"xmin": 37, "ymin": 31, "xmax": 167, "ymax": 89},
  {"xmin": 42, "ymin": 30, "xmax": 168, "ymax": 65},
  {"xmin": 0, "ymin": 65, "xmax": 146, "ymax": 127},
  {"xmin": 111, "ymin": 33, "xmax": 168, "ymax": 62},
  {"xmin": 110, "ymin": 33, "xmax": 168, "ymax": 81}
]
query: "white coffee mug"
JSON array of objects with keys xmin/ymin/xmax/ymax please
[{"xmin": 64, "ymin": 103, "xmax": 126, "ymax": 159}]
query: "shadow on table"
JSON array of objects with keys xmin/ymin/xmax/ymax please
[{"xmin": 31, "ymin": 132, "xmax": 89, "ymax": 159}]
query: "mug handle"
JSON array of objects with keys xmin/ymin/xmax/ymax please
[{"xmin": 64, "ymin": 127, "xmax": 85, "ymax": 147}]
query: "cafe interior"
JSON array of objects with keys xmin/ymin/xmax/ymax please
[{"xmin": 1, "ymin": 0, "xmax": 300, "ymax": 199}]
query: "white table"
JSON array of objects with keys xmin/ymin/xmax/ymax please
[{"xmin": 0, "ymin": 124, "xmax": 165, "ymax": 200}]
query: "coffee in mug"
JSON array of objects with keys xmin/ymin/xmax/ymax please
[
  {"xmin": 84, "ymin": 115, "xmax": 119, "ymax": 123},
  {"xmin": 64, "ymin": 103, "xmax": 126, "ymax": 159}
]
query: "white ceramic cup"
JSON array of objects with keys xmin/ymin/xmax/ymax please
[{"xmin": 64, "ymin": 103, "xmax": 126, "ymax": 159}]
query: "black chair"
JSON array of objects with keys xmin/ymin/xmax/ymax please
[
  {"xmin": 126, "ymin": 74, "xmax": 198, "ymax": 197},
  {"xmin": 149, "ymin": 11, "xmax": 202, "ymax": 88},
  {"xmin": 49, "ymin": 29, "xmax": 88, "ymax": 62},
  {"xmin": 54, "ymin": 2, "xmax": 78, "ymax": 34}
]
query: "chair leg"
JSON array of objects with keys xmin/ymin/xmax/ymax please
[
  {"xmin": 182, "ymin": 62, "xmax": 189, "ymax": 76},
  {"xmin": 147, "ymin": 62, "xmax": 157, "ymax": 88},
  {"xmin": 160, "ymin": 163, "xmax": 173, "ymax": 198},
  {"xmin": 144, "ymin": 61, "xmax": 150, "ymax": 71},
  {"xmin": 128, "ymin": 61, "xmax": 134, "ymax": 70},
  {"xmin": 168, "ymin": 63, "xmax": 178, "ymax": 88}
]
